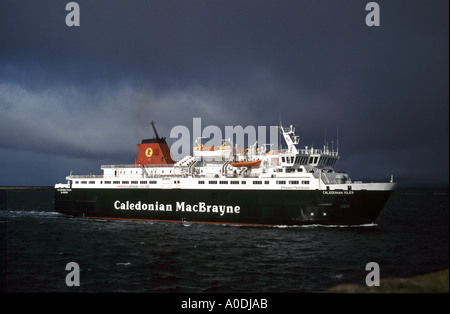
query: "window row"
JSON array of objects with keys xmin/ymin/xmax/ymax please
[
  {"xmin": 281, "ymin": 155, "xmax": 337, "ymax": 166},
  {"xmin": 199, "ymin": 180, "xmax": 309, "ymax": 185},
  {"xmin": 75, "ymin": 180, "xmax": 158, "ymax": 185}
]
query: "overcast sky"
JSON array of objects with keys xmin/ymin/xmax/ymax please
[{"xmin": 0, "ymin": 0, "xmax": 448, "ymax": 186}]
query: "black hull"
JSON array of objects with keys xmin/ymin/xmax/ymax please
[{"xmin": 54, "ymin": 188, "xmax": 393, "ymax": 225}]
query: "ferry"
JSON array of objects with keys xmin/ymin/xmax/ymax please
[{"xmin": 54, "ymin": 121, "xmax": 396, "ymax": 225}]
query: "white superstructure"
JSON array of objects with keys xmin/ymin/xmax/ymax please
[{"xmin": 56, "ymin": 125, "xmax": 394, "ymax": 193}]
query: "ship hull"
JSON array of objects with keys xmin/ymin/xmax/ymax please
[{"xmin": 54, "ymin": 188, "xmax": 393, "ymax": 225}]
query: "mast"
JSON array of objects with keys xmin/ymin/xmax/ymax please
[
  {"xmin": 280, "ymin": 125, "xmax": 299, "ymax": 155},
  {"xmin": 151, "ymin": 121, "xmax": 160, "ymax": 139},
  {"xmin": 336, "ymin": 126, "xmax": 339, "ymax": 155},
  {"xmin": 278, "ymin": 113, "xmax": 282, "ymax": 151}
]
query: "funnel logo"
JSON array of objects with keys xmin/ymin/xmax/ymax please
[{"xmin": 145, "ymin": 148, "xmax": 153, "ymax": 157}]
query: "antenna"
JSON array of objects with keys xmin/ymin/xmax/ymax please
[
  {"xmin": 278, "ymin": 113, "xmax": 282, "ymax": 151},
  {"xmin": 336, "ymin": 125, "xmax": 339, "ymax": 155},
  {"xmin": 151, "ymin": 121, "xmax": 160, "ymax": 139},
  {"xmin": 324, "ymin": 126, "xmax": 327, "ymax": 152}
]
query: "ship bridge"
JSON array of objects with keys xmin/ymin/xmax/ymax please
[
  {"xmin": 278, "ymin": 147, "xmax": 339, "ymax": 169},
  {"xmin": 253, "ymin": 125, "xmax": 340, "ymax": 172}
]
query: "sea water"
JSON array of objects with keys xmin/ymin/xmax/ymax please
[{"xmin": 1, "ymin": 187, "xmax": 448, "ymax": 294}]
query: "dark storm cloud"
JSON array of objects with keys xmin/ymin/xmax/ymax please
[{"xmin": 0, "ymin": 0, "xmax": 448, "ymax": 185}]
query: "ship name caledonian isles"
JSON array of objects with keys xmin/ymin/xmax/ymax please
[{"xmin": 54, "ymin": 120, "xmax": 396, "ymax": 225}]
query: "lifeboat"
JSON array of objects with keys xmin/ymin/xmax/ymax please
[
  {"xmin": 193, "ymin": 144, "xmax": 232, "ymax": 160},
  {"xmin": 230, "ymin": 160, "xmax": 261, "ymax": 167}
]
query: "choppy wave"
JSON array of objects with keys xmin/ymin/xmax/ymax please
[
  {"xmin": 0, "ymin": 209, "xmax": 63, "ymax": 218},
  {"xmin": 267, "ymin": 223, "xmax": 378, "ymax": 229},
  {"xmin": 299, "ymin": 223, "xmax": 378, "ymax": 228}
]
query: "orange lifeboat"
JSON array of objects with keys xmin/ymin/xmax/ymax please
[{"xmin": 230, "ymin": 160, "xmax": 261, "ymax": 167}]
